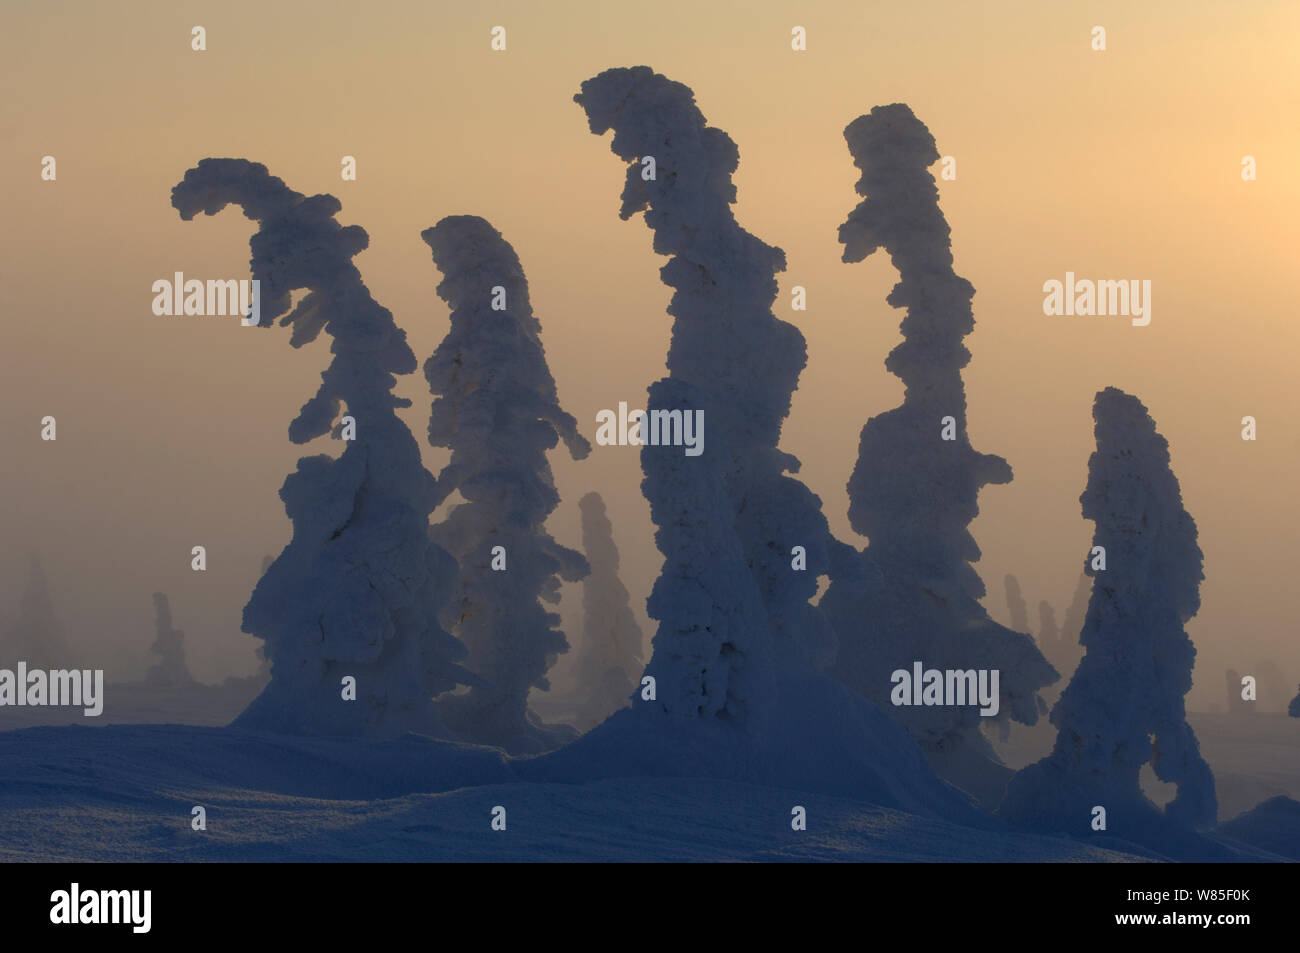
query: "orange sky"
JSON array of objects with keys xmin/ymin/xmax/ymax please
[{"xmin": 1, "ymin": 0, "xmax": 1297, "ymax": 711}]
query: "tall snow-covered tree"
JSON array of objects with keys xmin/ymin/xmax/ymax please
[
  {"xmin": 1, "ymin": 554, "xmax": 70, "ymax": 669},
  {"xmin": 1000, "ymin": 388, "xmax": 1218, "ymax": 845},
  {"xmin": 525, "ymin": 69, "xmax": 979, "ymax": 822},
  {"xmin": 573, "ymin": 66, "xmax": 860, "ymax": 729},
  {"xmin": 572, "ymin": 491, "xmax": 644, "ymax": 731},
  {"xmin": 420, "ymin": 215, "xmax": 591, "ymax": 753},
  {"xmin": 820, "ymin": 103, "xmax": 1055, "ymax": 801},
  {"xmin": 171, "ymin": 159, "xmax": 466, "ymax": 738},
  {"xmin": 145, "ymin": 592, "xmax": 193, "ymax": 686}
]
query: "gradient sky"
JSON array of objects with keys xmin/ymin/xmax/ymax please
[{"xmin": 1, "ymin": 0, "xmax": 1296, "ymax": 710}]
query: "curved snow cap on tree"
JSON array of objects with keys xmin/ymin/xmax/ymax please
[
  {"xmin": 171, "ymin": 158, "xmax": 465, "ymax": 738},
  {"xmin": 838, "ymin": 103, "xmax": 1011, "ymax": 599},
  {"xmin": 1000, "ymin": 388, "xmax": 1218, "ymax": 848},
  {"xmin": 574, "ymin": 66, "xmax": 858, "ymax": 722},
  {"xmin": 172, "ymin": 158, "xmax": 418, "ymax": 446},
  {"xmin": 421, "ymin": 214, "xmax": 589, "ymax": 753},
  {"xmin": 422, "ymin": 215, "xmax": 591, "ymax": 486}
]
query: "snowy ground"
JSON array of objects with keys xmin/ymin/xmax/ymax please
[
  {"xmin": 991, "ymin": 711, "xmax": 1300, "ymax": 824},
  {"xmin": 3, "ymin": 694, "xmax": 1295, "ymax": 862},
  {"xmin": 0, "ymin": 723, "xmax": 1151, "ymax": 862}
]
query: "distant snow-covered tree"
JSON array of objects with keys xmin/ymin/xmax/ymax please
[
  {"xmin": 820, "ymin": 103, "xmax": 1056, "ymax": 802},
  {"xmin": 1003, "ymin": 575, "xmax": 1029, "ymax": 634},
  {"xmin": 1000, "ymin": 388, "xmax": 1218, "ymax": 844},
  {"xmin": 572, "ymin": 492, "xmax": 644, "ymax": 731},
  {"xmin": 1, "ymin": 554, "xmax": 70, "ymax": 669},
  {"xmin": 145, "ymin": 592, "xmax": 193, "ymax": 687},
  {"xmin": 171, "ymin": 159, "xmax": 466, "ymax": 738},
  {"xmin": 421, "ymin": 215, "xmax": 590, "ymax": 753},
  {"xmin": 1055, "ymin": 570, "xmax": 1090, "ymax": 679}
]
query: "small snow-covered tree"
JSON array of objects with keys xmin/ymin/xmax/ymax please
[
  {"xmin": 145, "ymin": 592, "xmax": 193, "ymax": 686},
  {"xmin": 572, "ymin": 492, "xmax": 645, "ymax": 731},
  {"xmin": 171, "ymin": 159, "xmax": 466, "ymax": 738},
  {"xmin": 421, "ymin": 215, "xmax": 590, "ymax": 753},
  {"xmin": 820, "ymin": 104, "xmax": 1055, "ymax": 798},
  {"xmin": 1000, "ymin": 388, "xmax": 1217, "ymax": 840},
  {"xmin": 1289, "ymin": 686, "xmax": 1299, "ymax": 718},
  {"xmin": 1, "ymin": 554, "xmax": 70, "ymax": 669}
]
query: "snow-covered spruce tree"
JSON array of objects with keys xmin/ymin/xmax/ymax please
[
  {"xmin": 576, "ymin": 66, "xmax": 863, "ymax": 723},
  {"xmin": 421, "ymin": 215, "xmax": 590, "ymax": 753},
  {"xmin": 1290, "ymin": 687, "xmax": 1299, "ymax": 718},
  {"xmin": 820, "ymin": 103, "xmax": 1056, "ymax": 802},
  {"xmin": 1003, "ymin": 574, "xmax": 1030, "ymax": 634},
  {"xmin": 526, "ymin": 69, "xmax": 980, "ymax": 821},
  {"xmin": 145, "ymin": 592, "xmax": 193, "ymax": 686},
  {"xmin": 171, "ymin": 159, "xmax": 466, "ymax": 738},
  {"xmin": 999, "ymin": 388, "xmax": 1218, "ymax": 848},
  {"xmin": 1, "ymin": 554, "xmax": 71, "ymax": 669},
  {"xmin": 571, "ymin": 491, "xmax": 645, "ymax": 731}
]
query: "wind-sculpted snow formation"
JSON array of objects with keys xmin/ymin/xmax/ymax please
[
  {"xmin": 1000, "ymin": 388, "xmax": 1219, "ymax": 855},
  {"xmin": 422, "ymin": 215, "xmax": 590, "ymax": 753},
  {"xmin": 528, "ymin": 69, "xmax": 981, "ymax": 824},
  {"xmin": 820, "ymin": 104, "xmax": 1056, "ymax": 804},
  {"xmin": 171, "ymin": 159, "xmax": 466, "ymax": 738}
]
